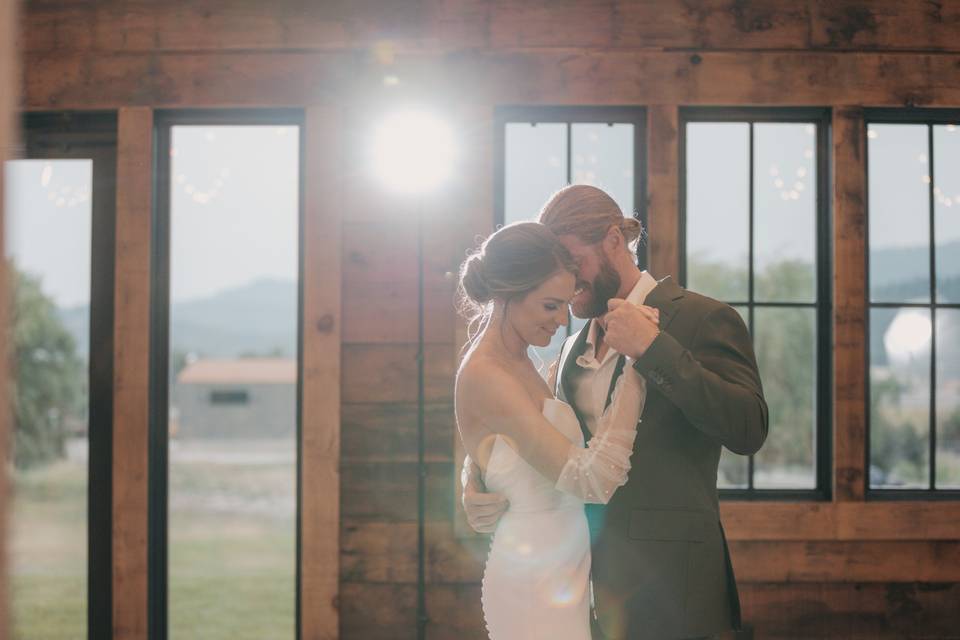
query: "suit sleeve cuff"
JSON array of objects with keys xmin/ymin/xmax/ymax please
[{"xmin": 631, "ymin": 330, "xmax": 684, "ymax": 393}]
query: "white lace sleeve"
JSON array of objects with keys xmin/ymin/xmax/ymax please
[{"xmin": 555, "ymin": 361, "xmax": 644, "ymax": 504}]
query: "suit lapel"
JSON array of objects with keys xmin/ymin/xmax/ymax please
[
  {"xmin": 643, "ymin": 275, "xmax": 685, "ymax": 333},
  {"xmin": 559, "ymin": 319, "xmax": 591, "ymax": 405},
  {"xmin": 558, "ymin": 321, "xmax": 593, "ymax": 444}
]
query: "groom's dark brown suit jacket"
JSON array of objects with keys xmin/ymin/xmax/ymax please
[{"xmin": 555, "ymin": 276, "xmax": 768, "ymax": 640}]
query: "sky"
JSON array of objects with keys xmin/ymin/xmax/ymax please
[
  {"xmin": 5, "ymin": 118, "xmax": 959, "ymax": 310},
  {"xmin": 4, "ymin": 126, "xmax": 300, "ymax": 308}
]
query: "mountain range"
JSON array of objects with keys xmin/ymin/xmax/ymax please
[{"xmin": 55, "ymin": 240, "xmax": 959, "ymax": 361}]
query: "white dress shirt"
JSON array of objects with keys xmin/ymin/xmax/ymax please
[{"xmin": 571, "ymin": 271, "xmax": 658, "ymax": 434}]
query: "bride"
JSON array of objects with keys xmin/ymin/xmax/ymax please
[{"xmin": 455, "ymin": 222, "xmax": 651, "ymax": 639}]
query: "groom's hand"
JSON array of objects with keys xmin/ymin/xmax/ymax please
[
  {"xmin": 603, "ymin": 298, "xmax": 660, "ymax": 359},
  {"xmin": 461, "ymin": 455, "xmax": 508, "ymax": 533}
]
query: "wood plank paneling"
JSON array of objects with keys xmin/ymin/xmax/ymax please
[
  {"xmin": 340, "ymin": 580, "xmax": 960, "ymax": 640},
  {"xmin": 342, "ymin": 220, "xmax": 456, "ymax": 345},
  {"xmin": 730, "ymin": 541, "xmax": 960, "ymax": 582},
  {"xmin": 340, "ymin": 461, "xmax": 453, "ymax": 523},
  {"xmin": 722, "ymin": 502, "xmax": 838, "ymax": 540},
  {"xmin": 340, "ymin": 583, "xmax": 486, "ymax": 640},
  {"xmin": 23, "ymin": 50, "xmax": 960, "ymax": 110},
  {"xmin": 339, "ymin": 583, "xmax": 417, "ymax": 640},
  {"xmin": 301, "ymin": 105, "xmax": 342, "ymax": 639},
  {"xmin": 344, "ymin": 522, "xmax": 960, "ymax": 586},
  {"xmin": 740, "ymin": 582, "xmax": 960, "ymax": 640},
  {"xmin": 342, "ymin": 344, "xmax": 455, "ymax": 404},
  {"xmin": 112, "ymin": 106, "xmax": 153, "ymax": 640},
  {"xmin": 722, "ymin": 502, "xmax": 960, "ymax": 540},
  {"xmin": 341, "ymin": 403, "xmax": 454, "ymax": 463},
  {"xmin": 646, "ymin": 104, "xmax": 680, "ymax": 279},
  {"xmin": 341, "ymin": 522, "xmax": 485, "ymax": 584},
  {"xmin": 833, "ymin": 106, "xmax": 868, "ymax": 501},
  {"xmin": 833, "ymin": 503, "xmax": 960, "ymax": 540},
  {"xmin": 0, "ymin": 0, "xmax": 17, "ymax": 633}
]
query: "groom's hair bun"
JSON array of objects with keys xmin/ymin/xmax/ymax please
[
  {"xmin": 539, "ymin": 184, "xmax": 646, "ymax": 257},
  {"xmin": 457, "ymin": 222, "xmax": 577, "ymax": 320}
]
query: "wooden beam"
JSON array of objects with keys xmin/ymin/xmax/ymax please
[
  {"xmin": 0, "ymin": 0, "xmax": 17, "ymax": 634},
  {"xmin": 646, "ymin": 104, "xmax": 680, "ymax": 279},
  {"xmin": 833, "ymin": 106, "xmax": 868, "ymax": 501},
  {"xmin": 721, "ymin": 502, "xmax": 960, "ymax": 540},
  {"xmin": 23, "ymin": 50, "xmax": 960, "ymax": 110},
  {"xmin": 113, "ymin": 106, "xmax": 153, "ymax": 640},
  {"xmin": 300, "ymin": 105, "xmax": 342, "ymax": 640},
  {"xmin": 22, "ymin": 1, "xmax": 960, "ymax": 55},
  {"xmin": 730, "ymin": 540, "xmax": 960, "ymax": 582}
]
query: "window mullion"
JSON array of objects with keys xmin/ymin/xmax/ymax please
[
  {"xmin": 928, "ymin": 123, "xmax": 938, "ymax": 490},
  {"xmin": 747, "ymin": 121, "xmax": 756, "ymax": 491}
]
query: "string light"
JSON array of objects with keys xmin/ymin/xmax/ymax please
[
  {"xmin": 38, "ymin": 162, "xmax": 90, "ymax": 209},
  {"xmin": 170, "ymin": 132, "xmax": 240, "ymax": 206}
]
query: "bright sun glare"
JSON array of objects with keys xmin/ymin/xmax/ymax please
[{"xmin": 371, "ymin": 110, "xmax": 455, "ymax": 194}]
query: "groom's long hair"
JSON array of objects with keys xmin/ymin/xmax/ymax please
[{"xmin": 538, "ymin": 185, "xmax": 646, "ymax": 263}]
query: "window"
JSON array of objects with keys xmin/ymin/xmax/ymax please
[
  {"xmin": 495, "ymin": 106, "xmax": 646, "ymax": 372},
  {"xmin": 209, "ymin": 390, "xmax": 250, "ymax": 405},
  {"xmin": 4, "ymin": 113, "xmax": 116, "ymax": 638},
  {"xmin": 681, "ymin": 108, "xmax": 832, "ymax": 498},
  {"xmin": 156, "ymin": 112, "xmax": 302, "ymax": 637},
  {"xmin": 867, "ymin": 110, "xmax": 960, "ymax": 496}
]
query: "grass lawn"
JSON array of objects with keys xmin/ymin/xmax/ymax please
[{"xmin": 11, "ymin": 440, "xmax": 297, "ymax": 639}]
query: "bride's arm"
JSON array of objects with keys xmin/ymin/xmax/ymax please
[{"xmin": 463, "ymin": 360, "xmax": 644, "ymax": 504}]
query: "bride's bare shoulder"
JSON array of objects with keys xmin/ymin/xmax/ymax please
[{"xmin": 457, "ymin": 352, "xmax": 512, "ymax": 398}]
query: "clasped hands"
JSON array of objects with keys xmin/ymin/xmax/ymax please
[{"xmin": 599, "ymin": 298, "xmax": 661, "ymax": 360}]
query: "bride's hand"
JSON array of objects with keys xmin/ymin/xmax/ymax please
[{"xmin": 461, "ymin": 455, "xmax": 508, "ymax": 533}]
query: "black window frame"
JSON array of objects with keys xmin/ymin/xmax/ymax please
[
  {"xmin": 864, "ymin": 107, "xmax": 960, "ymax": 501},
  {"xmin": 16, "ymin": 111, "xmax": 118, "ymax": 639},
  {"xmin": 152, "ymin": 109, "xmax": 306, "ymax": 639},
  {"xmin": 679, "ymin": 106, "xmax": 834, "ymax": 501},
  {"xmin": 494, "ymin": 105, "xmax": 648, "ymax": 342}
]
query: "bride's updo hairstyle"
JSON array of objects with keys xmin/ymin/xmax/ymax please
[{"xmin": 458, "ymin": 222, "xmax": 577, "ymax": 342}]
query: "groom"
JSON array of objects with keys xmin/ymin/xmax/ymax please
[{"xmin": 462, "ymin": 185, "xmax": 768, "ymax": 639}]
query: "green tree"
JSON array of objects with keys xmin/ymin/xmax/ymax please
[
  {"xmin": 688, "ymin": 257, "xmax": 817, "ymax": 471},
  {"xmin": 10, "ymin": 266, "xmax": 85, "ymax": 470},
  {"xmin": 869, "ymin": 375, "xmax": 926, "ymax": 485}
]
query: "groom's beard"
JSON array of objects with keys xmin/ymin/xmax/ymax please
[{"xmin": 576, "ymin": 258, "xmax": 621, "ymax": 319}]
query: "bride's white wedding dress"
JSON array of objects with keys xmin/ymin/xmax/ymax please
[{"xmin": 480, "ymin": 367, "xmax": 643, "ymax": 640}]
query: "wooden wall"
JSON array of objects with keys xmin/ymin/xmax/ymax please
[
  {"xmin": 17, "ymin": 1, "xmax": 960, "ymax": 638},
  {"xmin": 1, "ymin": 0, "xmax": 17, "ymax": 636}
]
